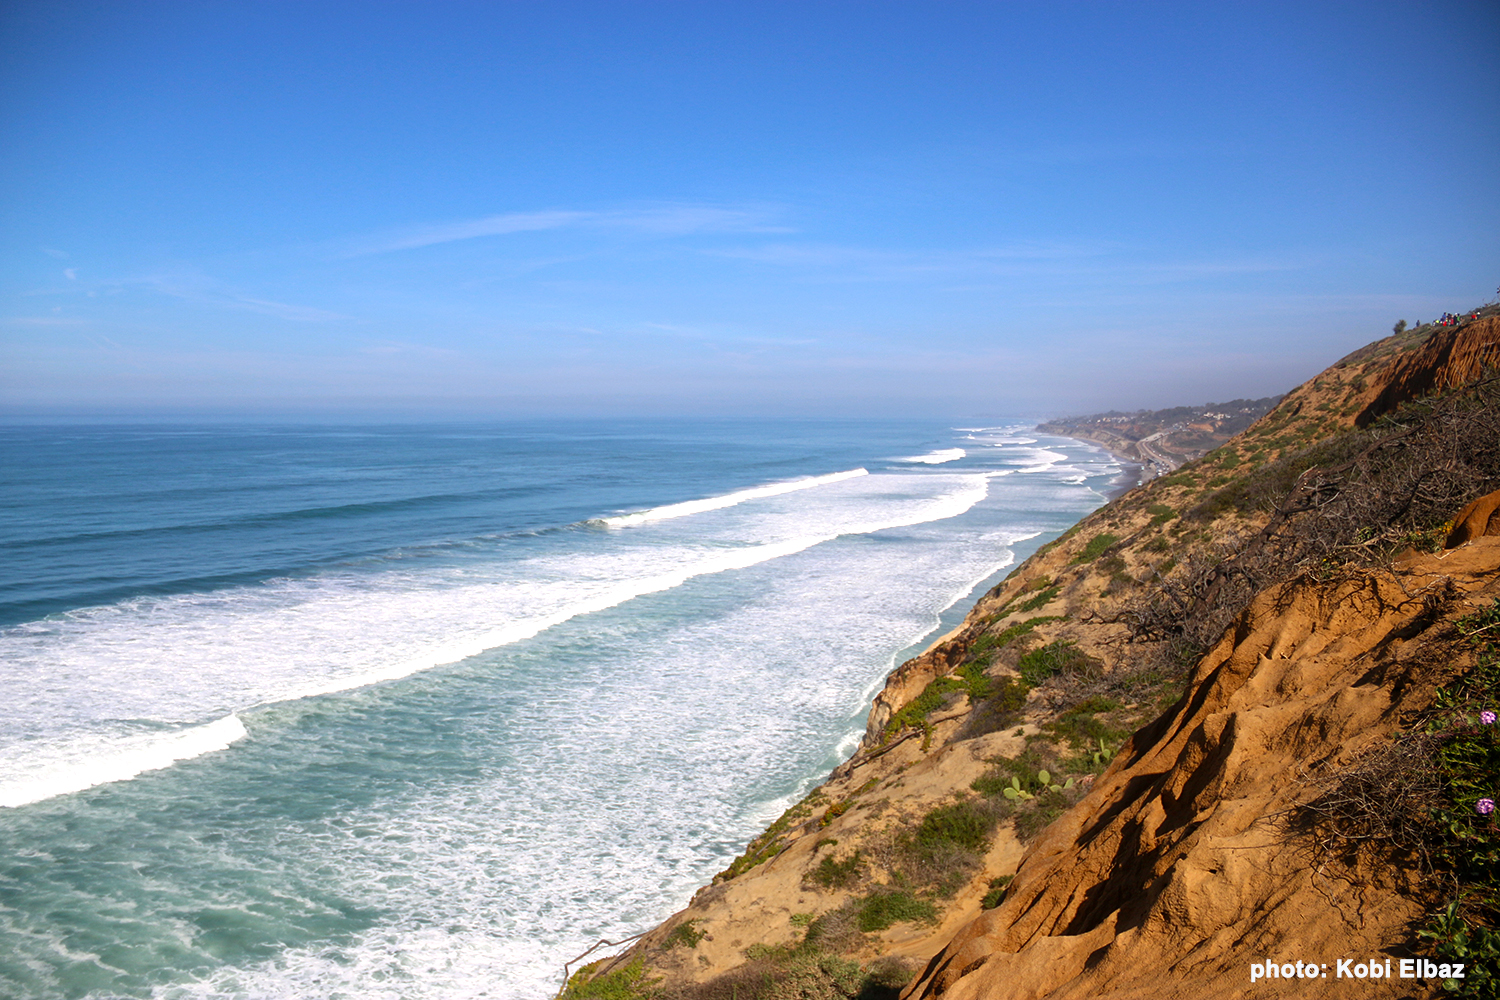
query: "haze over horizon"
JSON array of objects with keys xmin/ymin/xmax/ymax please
[{"xmin": 2, "ymin": 0, "xmax": 1497, "ymax": 421}]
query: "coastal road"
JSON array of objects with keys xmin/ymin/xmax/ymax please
[{"xmin": 1137, "ymin": 431, "xmax": 1180, "ymax": 479}]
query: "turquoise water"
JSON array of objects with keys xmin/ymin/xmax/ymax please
[{"xmin": 0, "ymin": 420, "xmax": 1116, "ymax": 998}]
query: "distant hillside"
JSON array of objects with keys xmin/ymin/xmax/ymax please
[
  {"xmin": 565, "ymin": 302, "xmax": 1500, "ymax": 1000},
  {"xmin": 1038, "ymin": 397, "xmax": 1281, "ymax": 479}
]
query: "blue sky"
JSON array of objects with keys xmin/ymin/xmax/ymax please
[{"xmin": 2, "ymin": 1, "xmax": 1497, "ymax": 419}]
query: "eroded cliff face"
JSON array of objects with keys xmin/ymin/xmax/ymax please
[
  {"xmin": 576, "ymin": 307, "xmax": 1500, "ymax": 1000},
  {"xmin": 1358, "ymin": 316, "xmax": 1500, "ymax": 426},
  {"xmin": 908, "ymin": 538, "xmax": 1500, "ymax": 1000}
]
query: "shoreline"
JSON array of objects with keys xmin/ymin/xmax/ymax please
[
  {"xmin": 1034, "ymin": 423, "xmax": 1146, "ymax": 500},
  {"xmin": 1104, "ymin": 457, "xmax": 1145, "ymax": 499}
]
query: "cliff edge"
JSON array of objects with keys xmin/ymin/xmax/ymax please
[{"xmin": 565, "ymin": 306, "xmax": 1500, "ymax": 1000}]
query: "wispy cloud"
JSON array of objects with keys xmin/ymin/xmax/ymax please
[
  {"xmin": 140, "ymin": 275, "xmax": 350, "ymax": 322},
  {"xmin": 344, "ymin": 203, "xmax": 792, "ymax": 256},
  {"xmin": 704, "ymin": 240, "xmax": 1306, "ymax": 286},
  {"xmin": 3, "ymin": 315, "xmax": 87, "ymax": 327},
  {"xmin": 355, "ymin": 210, "xmax": 589, "ymax": 255},
  {"xmin": 701, "ymin": 240, "xmax": 1125, "ymax": 281}
]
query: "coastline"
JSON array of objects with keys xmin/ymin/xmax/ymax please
[
  {"xmin": 1104, "ymin": 457, "xmax": 1144, "ymax": 499},
  {"xmin": 1035, "ymin": 423, "xmax": 1146, "ymax": 500},
  {"xmin": 574, "ymin": 313, "xmax": 1500, "ymax": 1000}
]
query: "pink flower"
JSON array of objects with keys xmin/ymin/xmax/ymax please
[
  {"xmin": 1481, "ymin": 710, "xmax": 1497, "ymax": 725},
  {"xmin": 1478, "ymin": 798, "xmax": 1496, "ymax": 816}
]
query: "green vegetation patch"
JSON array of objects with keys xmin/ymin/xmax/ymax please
[
  {"xmin": 1190, "ymin": 429, "xmax": 1371, "ymax": 522},
  {"xmin": 854, "ymin": 889, "xmax": 938, "ymax": 932},
  {"xmin": 888, "ymin": 617, "xmax": 1075, "ymax": 741},
  {"xmin": 913, "ymin": 801, "xmax": 992, "ymax": 857},
  {"xmin": 987, "ymin": 675, "xmax": 1029, "ymax": 713},
  {"xmin": 971, "ymin": 747, "xmax": 1048, "ymax": 796},
  {"xmin": 1069, "ymin": 532, "xmax": 1119, "ymax": 564},
  {"xmin": 983, "ymin": 615, "xmax": 1065, "ymax": 652},
  {"xmin": 562, "ymin": 959, "xmax": 660, "ymax": 1000},
  {"xmin": 883, "ymin": 676, "xmax": 965, "ymax": 740},
  {"xmin": 1014, "ymin": 795, "xmax": 1077, "ymax": 842},
  {"xmin": 664, "ymin": 919, "xmax": 705, "ymax": 949},
  {"xmin": 971, "ymin": 745, "xmax": 1090, "ymax": 843},
  {"xmin": 981, "ymin": 876, "xmax": 1012, "ymax": 909},
  {"xmin": 1417, "ymin": 602, "xmax": 1500, "ymax": 997},
  {"xmin": 1017, "ymin": 640, "xmax": 1094, "ymax": 688},
  {"xmin": 719, "ymin": 790, "xmax": 825, "ymax": 880},
  {"xmin": 1045, "ymin": 697, "xmax": 1128, "ymax": 750},
  {"xmin": 805, "ymin": 850, "xmax": 863, "ymax": 890},
  {"xmin": 1016, "ymin": 585, "xmax": 1062, "ymax": 612},
  {"xmin": 1145, "ymin": 503, "xmax": 1177, "ymax": 527}
]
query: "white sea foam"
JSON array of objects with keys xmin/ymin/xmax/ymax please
[
  {"xmin": 1014, "ymin": 448, "xmax": 1069, "ymax": 474},
  {"xmin": 0, "ymin": 471, "xmax": 987, "ymax": 808},
  {"xmin": 136, "ymin": 479, "xmax": 1016, "ymax": 1000},
  {"xmin": 0, "ymin": 715, "xmax": 246, "ymax": 809},
  {"xmin": 601, "ymin": 468, "xmax": 868, "ymax": 526},
  {"xmin": 892, "ymin": 448, "xmax": 965, "ymax": 465}
]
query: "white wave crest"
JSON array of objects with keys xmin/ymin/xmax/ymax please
[
  {"xmin": 285, "ymin": 476, "xmax": 989, "ymax": 702},
  {"xmin": 1016, "ymin": 448, "xmax": 1069, "ymax": 473},
  {"xmin": 601, "ymin": 468, "xmax": 868, "ymax": 526},
  {"xmin": 0, "ymin": 714, "xmax": 247, "ymax": 809},
  {"xmin": 892, "ymin": 448, "xmax": 965, "ymax": 465},
  {"xmin": 1, "ymin": 473, "xmax": 990, "ymax": 807}
]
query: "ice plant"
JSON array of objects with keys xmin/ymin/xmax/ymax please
[
  {"xmin": 1477, "ymin": 798, "xmax": 1495, "ymax": 816},
  {"xmin": 1481, "ymin": 710, "xmax": 1497, "ymax": 725}
]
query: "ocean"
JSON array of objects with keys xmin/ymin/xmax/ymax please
[{"xmin": 0, "ymin": 419, "xmax": 1118, "ymax": 999}]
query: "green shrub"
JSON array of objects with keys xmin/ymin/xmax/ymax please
[
  {"xmin": 1017, "ymin": 585, "xmax": 1061, "ymax": 612},
  {"xmin": 1014, "ymin": 795, "xmax": 1074, "ymax": 841},
  {"xmin": 980, "ymin": 615, "xmax": 1065, "ymax": 654},
  {"xmin": 988, "ymin": 676, "xmax": 1029, "ymax": 712},
  {"xmin": 563, "ymin": 959, "xmax": 660, "ymax": 999},
  {"xmin": 819, "ymin": 800, "xmax": 848, "ymax": 827},
  {"xmin": 971, "ymin": 748, "xmax": 1047, "ymax": 796},
  {"xmin": 981, "ymin": 876, "xmax": 1013, "ymax": 909},
  {"xmin": 1045, "ymin": 698, "xmax": 1127, "ymax": 749},
  {"xmin": 664, "ymin": 919, "xmax": 705, "ymax": 949},
  {"xmin": 1017, "ymin": 640, "xmax": 1093, "ymax": 687},
  {"xmin": 956, "ymin": 661, "xmax": 993, "ymax": 701},
  {"xmin": 854, "ymin": 890, "xmax": 937, "ymax": 932},
  {"xmin": 1145, "ymin": 503, "xmax": 1176, "ymax": 527},
  {"xmin": 883, "ymin": 676, "xmax": 966, "ymax": 739},
  {"xmin": 1069, "ymin": 532, "xmax": 1119, "ymax": 564},
  {"xmin": 913, "ymin": 801, "xmax": 992, "ymax": 856},
  {"xmin": 1416, "ymin": 601, "xmax": 1500, "ymax": 997},
  {"xmin": 719, "ymin": 791, "xmax": 825, "ymax": 879},
  {"xmin": 805, "ymin": 851, "xmax": 863, "ymax": 890}
]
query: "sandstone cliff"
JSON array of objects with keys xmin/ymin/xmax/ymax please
[{"xmin": 565, "ymin": 305, "xmax": 1500, "ymax": 1000}]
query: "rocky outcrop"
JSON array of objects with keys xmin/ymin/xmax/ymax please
[
  {"xmin": 1447, "ymin": 487, "xmax": 1500, "ymax": 548},
  {"xmin": 905, "ymin": 538, "xmax": 1500, "ymax": 1000},
  {"xmin": 1357, "ymin": 316, "xmax": 1500, "ymax": 426}
]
